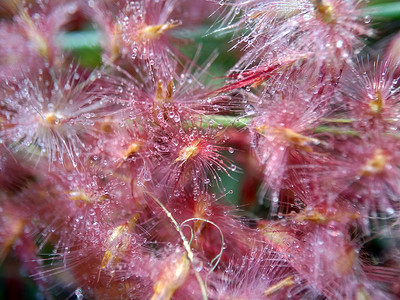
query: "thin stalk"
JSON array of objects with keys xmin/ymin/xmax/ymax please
[
  {"xmin": 320, "ymin": 118, "xmax": 356, "ymax": 123},
  {"xmin": 313, "ymin": 126, "xmax": 359, "ymax": 136},
  {"xmin": 200, "ymin": 115, "xmax": 251, "ymax": 129},
  {"xmin": 146, "ymin": 193, "xmax": 208, "ymax": 300}
]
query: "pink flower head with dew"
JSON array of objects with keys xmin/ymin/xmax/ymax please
[
  {"xmin": 341, "ymin": 58, "xmax": 400, "ymax": 132},
  {"xmin": 94, "ymin": 0, "xmax": 182, "ymax": 81},
  {"xmin": 249, "ymin": 88, "xmax": 328, "ymax": 198},
  {"xmin": 219, "ymin": 0, "xmax": 372, "ymax": 77},
  {"xmin": 0, "ymin": 66, "xmax": 122, "ymax": 169}
]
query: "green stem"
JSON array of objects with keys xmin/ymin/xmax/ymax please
[
  {"xmin": 313, "ymin": 126, "xmax": 359, "ymax": 136},
  {"xmin": 199, "ymin": 115, "xmax": 251, "ymax": 129},
  {"xmin": 196, "ymin": 115, "xmax": 361, "ymax": 137},
  {"xmin": 363, "ymin": 2, "xmax": 400, "ymax": 19},
  {"xmin": 320, "ymin": 118, "xmax": 356, "ymax": 123},
  {"xmin": 59, "ymin": 30, "xmax": 102, "ymax": 50}
]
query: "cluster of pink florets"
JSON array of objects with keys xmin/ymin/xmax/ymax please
[{"xmin": 1, "ymin": 0, "xmax": 400, "ymax": 299}]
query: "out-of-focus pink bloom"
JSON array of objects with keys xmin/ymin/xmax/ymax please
[{"xmin": 0, "ymin": 2, "xmax": 81, "ymax": 79}]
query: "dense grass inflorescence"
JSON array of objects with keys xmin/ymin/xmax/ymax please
[{"xmin": 1, "ymin": 0, "xmax": 400, "ymax": 299}]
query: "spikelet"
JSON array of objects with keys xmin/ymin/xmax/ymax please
[{"xmin": 0, "ymin": 66, "xmax": 122, "ymax": 168}]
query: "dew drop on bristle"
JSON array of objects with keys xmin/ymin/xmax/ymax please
[
  {"xmin": 245, "ymin": 104, "xmax": 255, "ymax": 115},
  {"xmin": 74, "ymin": 288, "xmax": 83, "ymax": 300},
  {"xmin": 272, "ymin": 191, "xmax": 279, "ymax": 203},
  {"xmin": 192, "ymin": 257, "xmax": 203, "ymax": 272},
  {"xmin": 386, "ymin": 207, "xmax": 395, "ymax": 215}
]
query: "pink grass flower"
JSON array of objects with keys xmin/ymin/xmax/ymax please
[
  {"xmin": 335, "ymin": 136, "xmax": 400, "ymax": 218},
  {"xmin": 341, "ymin": 59, "xmax": 400, "ymax": 132},
  {"xmin": 90, "ymin": 0, "xmax": 182, "ymax": 80},
  {"xmin": 0, "ymin": 66, "xmax": 122, "ymax": 168},
  {"xmin": 90, "ymin": 113, "xmax": 154, "ymax": 183},
  {"xmin": 166, "ymin": 191, "xmax": 255, "ymax": 264},
  {"xmin": 294, "ymin": 126, "xmax": 400, "ymax": 222},
  {"xmin": 249, "ymin": 88, "xmax": 328, "ymax": 201},
  {"xmin": 150, "ymin": 119, "xmax": 236, "ymax": 193},
  {"xmin": 106, "ymin": 63, "xmax": 238, "ymax": 192},
  {"xmin": 260, "ymin": 204, "xmax": 395, "ymax": 299},
  {"xmin": 209, "ymin": 247, "xmax": 303, "ymax": 299},
  {"xmin": 219, "ymin": 0, "xmax": 371, "ymax": 77},
  {"xmin": 28, "ymin": 171, "xmax": 154, "ymax": 295},
  {"xmin": 2, "ymin": 1, "xmax": 400, "ymax": 299},
  {"xmin": 43, "ymin": 220, "xmax": 151, "ymax": 297}
]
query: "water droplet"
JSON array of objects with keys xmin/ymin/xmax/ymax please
[
  {"xmin": 245, "ymin": 104, "xmax": 255, "ymax": 115},
  {"xmin": 272, "ymin": 191, "xmax": 279, "ymax": 203},
  {"xmin": 192, "ymin": 257, "xmax": 203, "ymax": 272},
  {"xmin": 143, "ymin": 172, "xmax": 151, "ymax": 181},
  {"xmin": 228, "ymin": 147, "xmax": 234, "ymax": 154},
  {"xmin": 132, "ymin": 47, "xmax": 138, "ymax": 59},
  {"xmin": 74, "ymin": 288, "xmax": 84, "ymax": 300},
  {"xmin": 327, "ymin": 229, "xmax": 342, "ymax": 237},
  {"xmin": 386, "ymin": 207, "xmax": 395, "ymax": 215},
  {"xmin": 303, "ymin": 13, "xmax": 312, "ymax": 21}
]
